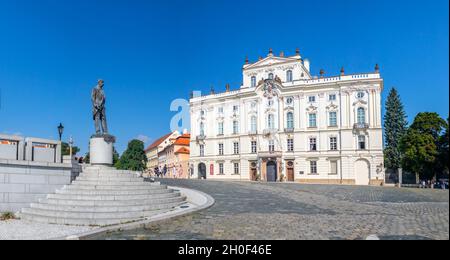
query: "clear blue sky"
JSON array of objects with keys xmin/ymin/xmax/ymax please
[{"xmin": 0, "ymin": 0, "xmax": 448, "ymax": 154}]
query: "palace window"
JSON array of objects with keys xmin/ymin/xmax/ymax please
[
  {"xmin": 330, "ymin": 160, "xmax": 338, "ymax": 175},
  {"xmin": 309, "ymin": 113, "xmax": 317, "ymax": 128},
  {"xmin": 329, "ymin": 111, "xmax": 337, "ymax": 127},
  {"xmin": 357, "ymin": 107, "xmax": 366, "ymax": 124},
  {"xmin": 200, "ymin": 122, "xmax": 205, "ymax": 136},
  {"xmin": 200, "ymin": 145, "xmax": 205, "ymax": 157},
  {"xmin": 218, "ymin": 122, "xmax": 224, "ymax": 135},
  {"xmin": 234, "ymin": 163, "xmax": 240, "ymax": 175},
  {"xmin": 233, "ymin": 121, "xmax": 239, "ymax": 134},
  {"xmin": 218, "ymin": 143, "xmax": 224, "ymax": 156},
  {"xmin": 233, "ymin": 105, "xmax": 239, "ymax": 113},
  {"xmin": 269, "ymin": 140, "xmax": 275, "ymax": 153},
  {"xmin": 251, "ymin": 76, "xmax": 257, "ymax": 88},
  {"xmin": 251, "ymin": 116, "xmax": 257, "ymax": 133},
  {"xmin": 286, "ymin": 112, "xmax": 294, "ymax": 129},
  {"xmin": 310, "ymin": 161, "xmax": 318, "ymax": 174},
  {"xmin": 218, "ymin": 107, "xmax": 224, "ymax": 114},
  {"xmin": 329, "ymin": 94, "xmax": 336, "ymax": 101},
  {"xmin": 309, "ymin": 138, "xmax": 317, "ymax": 151},
  {"xmin": 286, "ymin": 97, "xmax": 294, "ymax": 105},
  {"xmin": 287, "ymin": 139, "xmax": 294, "ymax": 152},
  {"xmin": 286, "ymin": 70, "xmax": 293, "ymax": 82},
  {"xmin": 268, "ymin": 73, "xmax": 274, "ymax": 80},
  {"xmin": 330, "ymin": 137, "xmax": 338, "ymax": 151},
  {"xmin": 233, "ymin": 142, "xmax": 240, "ymax": 154},
  {"xmin": 358, "ymin": 135, "xmax": 366, "ymax": 150},
  {"xmin": 268, "ymin": 114, "xmax": 275, "ymax": 129},
  {"xmin": 251, "ymin": 141, "xmax": 257, "ymax": 154},
  {"xmin": 219, "ymin": 163, "xmax": 224, "ymax": 175},
  {"xmin": 308, "ymin": 96, "xmax": 316, "ymax": 103}
]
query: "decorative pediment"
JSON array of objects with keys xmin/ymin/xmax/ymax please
[
  {"xmin": 353, "ymin": 99, "xmax": 368, "ymax": 106},
  {"xmin": 306, "ymin": 105, "xmax": 318, "ymax": 113},
  {"xmin": 326, "ymin": 103, "xmax": 339, "ymax": 111},
  {"xmin": 245, "ymin": 56, "xmax": 298, "ymax": 70}
]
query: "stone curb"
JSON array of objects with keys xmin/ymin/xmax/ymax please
[{"xmin": 53, "ymin": 186, "xmax": 215, "ymax": 240}]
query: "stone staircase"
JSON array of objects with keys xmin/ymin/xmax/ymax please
[{"xmin": 18, "ymin": 166, "xmax": 186, "ymax": 226}]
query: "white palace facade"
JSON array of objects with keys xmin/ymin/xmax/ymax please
[{"xmin": 189, "ymin": 49, "xmax": 385, "ymax": 185}]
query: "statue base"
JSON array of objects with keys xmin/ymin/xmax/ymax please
[{"xmin": 90, "ymin": 135, "xmax": 115, "ymax": 166}]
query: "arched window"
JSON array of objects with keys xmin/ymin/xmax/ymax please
[
  {"xmin": 357, "ymin": 107, "xmax": 366, "ymax": 124},
  {"xmin": 268, "ymin": 114, "xmax": 275, "ymax": 129},
  {"xmin": 200, "ymin": 122, "xmax": 205, "ymax": 136},
  {"xmin": 286, "ymin": 112, "xmax": 294, "ymax": 129},
  {"xmin": 286, "ymin": 70, "xmax": 293, "ymax": 82},
  {"xmin": 268, "ymin": 73, "xmax": 274, "ymax": 80},
  {"xmin": 251, "ymin": 76, "xmax": 257, "ymax": 88},
  {"xmin": 251, "ymin": 116, "xmax": 257, "ymax": 133}
]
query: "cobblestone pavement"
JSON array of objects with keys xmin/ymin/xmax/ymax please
[
  {"xmin": 0, "ymin": 219, "xmax": 95, "ymax": 240},
  {"xmin": 95, "ymin": 179, "xmax": 449, "ymax": 240}
]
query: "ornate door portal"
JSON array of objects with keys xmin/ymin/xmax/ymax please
[{"xmin": 266, "ymin": 161, "xmax": 277, "ymax": 182}]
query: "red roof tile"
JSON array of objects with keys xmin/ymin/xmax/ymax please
[{"xmin": 145, "ymin": 132, "xmax": 173, "ymax": 152}]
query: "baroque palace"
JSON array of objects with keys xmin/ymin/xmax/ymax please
[{"xmin": 189, "ymin": 48, "xmax": 385, "ymax": 185}]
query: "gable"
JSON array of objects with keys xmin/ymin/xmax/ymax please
[{"xmin": 244, "ymin": 56, "xmax": 298, "ymax": 70}]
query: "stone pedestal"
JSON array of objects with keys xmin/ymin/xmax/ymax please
[{"xmin": 90, "ymin": 137, "xmax": 114, "ymax": 166}]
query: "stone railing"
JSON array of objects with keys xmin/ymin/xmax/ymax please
[{"xmin": 0, "ymin": 134, "xmax": 62, "ymax": 163}]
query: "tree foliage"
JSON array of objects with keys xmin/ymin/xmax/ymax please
[
  {"xmin": 383, "ymin": 88, "xmax": 408, "ymax": 170},
  {"xmin": 61, "ymin": 142, "xmax": 80, "ymax": 156},
  {"xmin": 400, "ymin": 113, "xmax": 447, "ymax": 180},
  {"xmin": 116, "ymin": 139, "xmax": 147, "ymax": 171}
]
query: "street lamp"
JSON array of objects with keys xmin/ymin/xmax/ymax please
[{"xmin": 57, "ymin": 123, "xmax": 64, "ymax": 141}]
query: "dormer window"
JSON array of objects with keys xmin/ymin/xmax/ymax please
[
  {"xmin": 286, "ymin": 70, "xmax": 293, "ymax": 82},
  {"xmin": 251, "ymin": 76, "xmax": 257, "ymax": 88},
  {"xmin": 286, "ymin": 97, "xmax": 294, "ymax": 105}
]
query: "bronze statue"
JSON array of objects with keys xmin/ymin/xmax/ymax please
[{"xmin": 91, "ymin": 79, "xmax": 108, "ymax": 135}]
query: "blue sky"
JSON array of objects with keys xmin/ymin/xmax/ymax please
[{"xmin": 0, "ymin": 0, "xmax": 448, "ymax": 154}]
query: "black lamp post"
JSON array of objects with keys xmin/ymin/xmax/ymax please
[{"xmin": 57, "ymin": 123, "xmax": 64, "ymax": 141}]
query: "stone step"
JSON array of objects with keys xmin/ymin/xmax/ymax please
[
  {"xmin": 75, "ymin": 176, "xmax": 145, "ymax": 182},
  {"xmin": 82, "ymin": 169, "xmax": 141, "ymax": 176},
  {"xmin": 30, "ymin": 200, "xmax": 185, "ymax": 213},
  {"xmin": 72, "ymin": 180, "xmax": 153, "ymax": 186},
  {"xmin": 63, "ymin": 183, "xmax": 166, "ymax": 191},
  {"xmin": 46, "ymin": 191, "xmax": 181, "ymax": 201},
  {"xmin": 56, "ymin": 188, "xmax": 174, "ymax": 196},
  {"xmin": 39, "ymin": 195, "xmax": 186, "ymax": 207},
  {"xmin": 19, "ymin": 208, "xmax": 172, "ymax": 226},
  {"xmin": 21, "ymin": 207, "xmax": 172, "ymax": 220}
]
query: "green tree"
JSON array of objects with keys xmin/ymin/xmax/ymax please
[
  {"xmin": 113, "ymin": 147, "xmax": 120, "ymax": 166},
  {"xmin": 61, "ymin": 142, "xmax": 80, "ymax": 156},
  {"xmin": 400, "ymin": 113, "xmax": 447, "ymax": 181},
  {"xmin": 83, "ymin": 152, "xmax": 90, "ymax": 164},
  {"xmin": 400, "ymin": 129, "xmax": 437, "ymax": 181},
  {"xmin": 410, "ymin": 112, "xmax": 446, "ymax": 140},
  {"xmin": 116, "ymin": 139, "xmax": 147, "ymax": 171},
  {"xmin": 437, "ymin": 118, "xmax": 449, "ymax": 178},
  {"xmin": 383, "ymin": 87, "xmax": 408, "ymax": 171}
]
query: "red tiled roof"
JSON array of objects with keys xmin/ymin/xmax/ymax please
[
  {"xmin": 175, "ymin": 147, "xmax": 190, "ymax": 154},
  {"xmin": 173, "ymin": 134, "xmax": 190, "ymax": 146},
  {"xmin": 145, "ymin": 132, "xmax": 173, "ymax": 152}
]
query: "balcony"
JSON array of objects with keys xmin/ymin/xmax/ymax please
[
  {"xmin": 263, "ymin": 128, "xmax": 278, "ymax": 136},
  {"xmin": 196, "ymin": 135, "xmax": 206, "ymax": 142},
  {"xmin": 248, "ymin": 130, "xmax": 258, "ymax": 136},
  {"xmin": 284, "ymin": 127, "xmax": 294, "ymax": 133},
  {"xmin": 353, "ymin": 123, "xmax": 369, "ymax": 130}
]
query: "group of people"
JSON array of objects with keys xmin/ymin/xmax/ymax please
[
  {"xmin": 419, "ymin": 179, "xmax": 449, "ymax": 189},
  {"xmin": 150, "ymin": 165, "xmax": 185, "ymax": 179}
]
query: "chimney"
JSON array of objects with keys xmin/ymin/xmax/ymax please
[
  {"xmin": 340, "ymin": 67, "xmax": 345, "ymax": 76},
  {"xmin": 245, "ymin": 56, "xmax": 249, "ymax": 65},
  {"xmin": 375, "ymin": 64, "xmax": 380, "ymax": 73},
  {"xmin": 319, "ymin": 69, "xmax": 325, "ymax": 78},
  {"xmin": 225, "ymin": 83, "xmax": 230, "ymax": 92},
  {"xmin": 279, "ymin": 51, "xmax": 285, "ymax": 57}
]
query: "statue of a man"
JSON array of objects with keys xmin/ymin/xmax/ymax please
[{"xmin": 91, "ymin": 79, "xmax": 108, "ymax": 135}]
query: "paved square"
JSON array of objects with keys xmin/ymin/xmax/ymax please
[{"xmin": 94, "ymin": 179, "xmax": 449, "ymax": 240}]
